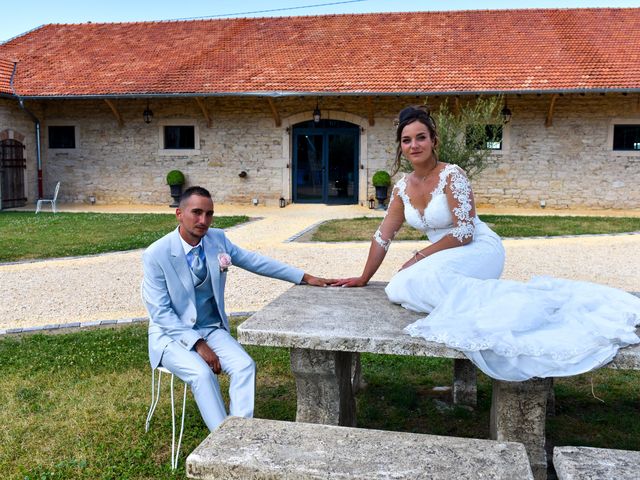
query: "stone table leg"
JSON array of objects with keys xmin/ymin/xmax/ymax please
[
  {"xmin": 289, "ymin": 348, "xmax": 356, "ymax": 427},
  {"xmin": 490, "ymin": 378, "xmax": 552, "ymax": 480},
  {"xmin": 546, "ymin": 378, "xmax": 556, "ymax": 417},
  {"xmin": 453, "ymin": 359, "xmax": 477, "ymax": 407},
  {"xmin": 351, "ymin": 353, "xmax": 366, "ymax": 394}
]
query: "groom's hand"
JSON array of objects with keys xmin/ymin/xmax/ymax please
[
  {"xmin": 301, "ymin": 273, "xmax": 336, "ymax": 287},
  {"xmin": 195, "ymin": 339, "xmax": 221, "ymax": 374}
]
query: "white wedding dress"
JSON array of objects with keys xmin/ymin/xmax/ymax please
[{"xmin": 379, "ymin": 164, "xmax": 640, "ymax": 381}]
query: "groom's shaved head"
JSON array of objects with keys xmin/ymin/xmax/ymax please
[{"xmin": 179, "ymin": 186, "xmax": 212, "ymax": 207}]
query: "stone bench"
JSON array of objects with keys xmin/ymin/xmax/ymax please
[
  {"xmin": 186, "ymin": 416, "xmax": 534, "ymax": 479},
  {"xmin": 553, "ymin": 446, "xmax": 640, "ymax": 480}
]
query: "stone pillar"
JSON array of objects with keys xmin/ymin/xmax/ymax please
[
  {"xmin": 289, "ymin": 348, "xmax": 356, "ymax": 427},
  {"xmin": 546, "ymin": 378, "xmax": 556, "ymax": 417},
  {"xmin": 490, "ymin": 378, "xmax": 552, "ymax": 480},
  {"xmin": 453, "ymin": 359, "xmax": 477, "ymax": 407},
  {"xmin": 351, "ymin": 353, "xmax": 366, "ymax": 394}
]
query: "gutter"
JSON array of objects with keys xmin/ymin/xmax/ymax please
[
  {"xmin": 10, "ymin": 62, "xmax": 43, "ymax": 199},
  {"xmin": 10, "ymin": 87, "xmax": 640, "ymax": 101}
]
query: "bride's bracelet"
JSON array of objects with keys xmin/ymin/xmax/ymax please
[{"xmin": 414, "ymin": 250, "xmax": 426, "ymax": 262}]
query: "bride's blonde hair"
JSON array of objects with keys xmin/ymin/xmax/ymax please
[{"xmin": 392, "ymin": 105, "xmax": 439, "ymax": 175}]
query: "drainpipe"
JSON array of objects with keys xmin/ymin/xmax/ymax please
[{"xmin": 10, "ymin": 61, "xmax": 43, "ymax": 198}]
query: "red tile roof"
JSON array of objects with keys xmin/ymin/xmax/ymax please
[
  {"xmin": 1, "ymin": 8, "xmax": 639, "ymax": 98},
  {"xmin": 0, "ymin": 59, "xmax": 15, "ymax": 94}
]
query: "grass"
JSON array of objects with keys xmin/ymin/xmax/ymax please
[
  {"xmin": 310, "ymin": 215, "xmax": 640, "ymax": 242},
  {"xmin": 0, "ymin": 212, "xmax": 248, "ymax": 262},
  {"xmin": 1, "ymin": 321, "xmax": 639, "ymax": 479}
]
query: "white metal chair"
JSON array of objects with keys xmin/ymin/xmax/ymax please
[
  {"xmin": 35, "ymin": 181, "xmax": 61, "ymax": 214},
  {"xmin": 145, "ymin": 366, "xmax": 187, "ymax": 470}
]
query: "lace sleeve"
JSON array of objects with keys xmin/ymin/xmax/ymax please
[
  {"xmin": 445, "ymin": 166, "xmax": 476, "ymax": 243},
  {"xmin": 373, "ymin": 183, "xmax": 405, "ymax": 251}
]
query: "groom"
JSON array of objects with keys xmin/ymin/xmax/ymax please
[{"xmin": 142, "ymin": 186, "xmax": 331, "ymax": 431}]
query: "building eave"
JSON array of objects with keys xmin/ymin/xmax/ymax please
[{"xmin": 11, "ymin": 87, "xmax": 640, "ymax": 101}]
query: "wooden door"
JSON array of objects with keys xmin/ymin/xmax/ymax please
[{"xmin": 0, "ymin": 139, "xmax": 27, "ymax": 209}]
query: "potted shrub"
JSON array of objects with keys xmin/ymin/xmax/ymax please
[
  {"xmin": 166, "ymin": 169, "xmax": 185, "ymax": 207},
  {"xmin": 372, "ymin": 170, "xmax": 391, "ymax": 210}
]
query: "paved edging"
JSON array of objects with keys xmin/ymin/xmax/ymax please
[{"xmin": 0, "ymin": 311, "xmax": 256, "ymax": 337}]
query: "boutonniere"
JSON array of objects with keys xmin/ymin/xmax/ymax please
[{"xmin": 217, "ymin": 253, "xmax": 232, "ymax": 272}]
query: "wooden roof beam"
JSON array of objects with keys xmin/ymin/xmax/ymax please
[
  {"xmin": 545, "ymin": 94, "xmax": 558, "ymax": 128},
  {"xmin": 195, "ymin": 97, "xmax": 212, "ymax": 128},
  {"xmin": 267, "ymin": 98, "xmax": 281, "ymax": 127},
  {"xmin": 453, "ymin": 96, "xmax": 461, "ymax": 116},
  {"xmin": 104, "ymin": 99, "xmax": 123, "ymax": 127},
  {"xmin": 366, "ymin": 97, "xmax": 375, "ymax": 126}
]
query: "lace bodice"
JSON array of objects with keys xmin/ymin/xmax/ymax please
[{"xmin": 374, "ymin": 164, "xmax": 479, "ymax": 250}]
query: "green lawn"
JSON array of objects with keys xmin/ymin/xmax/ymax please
[
  {"xmin": 0, "ymin": 212, "xmax": 248, "ymax": 262},
  {"xmin": 1, "ymin": 322, "xmax": 638, "ymax": 479},
  {"xmin": 311, "ymin": 215, "xmax": 640, "ymax": 242}
]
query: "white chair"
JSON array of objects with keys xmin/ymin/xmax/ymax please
[
  {"xmin": 35, "ymin": 181, "xmax": 61, "ymax": 214},
  {"xmin": 145, "ymin": 366, "xmax": 187, "ymax": 470}
]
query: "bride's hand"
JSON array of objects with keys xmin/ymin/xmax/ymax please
[
  {"xmin": 399, "ymin": 256, "xmax": 418, "ymax": 272},
  {"xmin": 330, "ymin": 276, "xmax": 368, "ymax": 288}
]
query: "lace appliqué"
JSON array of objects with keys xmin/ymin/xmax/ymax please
[
  {"xmin": 396, "ymin": 174, "xmax": 430, "ymax": 232},
  {"xmin": 396, "ymin": 175, "xmax": 412, "ymax": 209},
  {"xmin": 373, "ymin": 185, "xmax": 399, "ymax": 251},
  {"xmin": 373, "ymin": 229, "xmax": 390, "ymax": 251},
  {"xmin": 447, "ymin": 167, "xmax": 475, "ymax": 243},
  {"xmin": 404, "ymin": 321, "xmax": 632, "ymax": 360}
]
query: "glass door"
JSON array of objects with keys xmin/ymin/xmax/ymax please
[
  {"xmin": 327, "ymin": 132, "xmax": 357, "ymax": 204},
  {"xmin": 292, "ymin": 120, "xmax": 359, "ymax": 204},
  {"xmin": 293, "ymin": 133, "xmax": 324, "ymax": 202}
]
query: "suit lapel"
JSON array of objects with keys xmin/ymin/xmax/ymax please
[
  {"xmin": 169, "ymin": 229, "xmax": 195, "ymax": 302},
  {"xmin": 202, "ymin": 235, "xmax": 222, "ymax": 299}
]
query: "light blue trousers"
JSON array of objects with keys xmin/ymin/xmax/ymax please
[{"xmin": 160, "ymin": 328, "xmax": 256, "ymax": 431}]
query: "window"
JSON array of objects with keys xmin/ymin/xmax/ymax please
[
  {"xmin": 48, "ymin": 126, "xmax": 76, "ymax": 149},
  {"xmin": 465, "ymin": 124, "xmax": 503, "ymax": 150},
  {"xmin": 613, "ymin": 124, "xmax": 640, "ymax": 151},
  {"xmin": 164, "ymin": 126, "xmax": 195, "ymax": 150}
]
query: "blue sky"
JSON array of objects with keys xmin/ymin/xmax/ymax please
[{"xmin": 2, "ymin": 0, "xmax": 639, "ymax": 42}]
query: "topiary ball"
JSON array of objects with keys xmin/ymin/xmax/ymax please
[
  {"xmin": 166, "ymin": 170, "xmax": 185, "ymax": 186},
  {"xmin": 372, "ymin": 170, "xmax": 391, "ymax": 187}
]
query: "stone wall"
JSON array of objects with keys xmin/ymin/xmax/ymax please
[
  {"xmin": 1, "ymin": 94, "xmax": 638, "ymax": 209},
  {"xmin": 472, "ymin": 95, "xmax": 640, "ymax": 209},
  {"xmin": 0, "ymin": 98, "xmax": 38, "ymax": 202}
]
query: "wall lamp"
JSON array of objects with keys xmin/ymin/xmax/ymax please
[
  {"xmin": 501, "ymin": 99, "xmax": 512, "ymax": 124},
  {"xmin": 143, "ymin": 100, "xmax": 153, "ymax": 124},
  {"xmin": 313, "ymin": 99, "xmax": 321, "ymax": 124}
]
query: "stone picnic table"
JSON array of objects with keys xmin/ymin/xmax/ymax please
[{"xmin": 238, "ymin": 283, "xmax": 640, "ymax": 480}]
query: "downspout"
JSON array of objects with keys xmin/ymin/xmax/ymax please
[{"xmin": 10, "ymin": 61, "xmax": 43, "ymax": 198}]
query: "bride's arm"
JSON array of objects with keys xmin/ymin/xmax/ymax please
[
  {"xmin": 332, "ymin": 185, "xmax": 405, "ymax": 287},
  {"xmin": 402, "ymin": 166, "xmax": 475, "ymax": 268}
]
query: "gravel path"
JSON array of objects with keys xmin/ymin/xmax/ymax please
[{"xmin": 2, "ymin": 204, "xmax": 639, "ymax": 331}]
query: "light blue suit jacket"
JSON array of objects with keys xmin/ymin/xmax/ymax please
[{"xmin": 142, "ymin": 227, "xmax": 304, "ymax": 368}]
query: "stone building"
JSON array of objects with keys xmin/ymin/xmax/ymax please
[{"xmin": 1, "ymin": 8, "xmax": 639, "ymax": 209}]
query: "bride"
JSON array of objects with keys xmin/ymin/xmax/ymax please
[{"xmin": 332, "ymin": 105, "xmax": 640, "ymax": 381}]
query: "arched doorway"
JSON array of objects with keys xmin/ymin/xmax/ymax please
[
  {"xmin": 0, "ymin": 139, "xmax": 27, "ymax": 209},
  {"xmin": 292, "ymin": 119, "xmax": 359, "ymax": 204}
]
